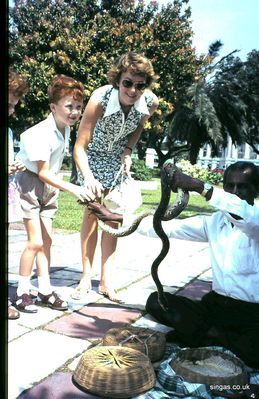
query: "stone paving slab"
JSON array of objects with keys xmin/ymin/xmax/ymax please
[
  {"xmin": 132, "ymin": 314, "xmax": 173, "ymax": 334},
  {"xmin": 50, "ymin": 268, "xmax": 82, "ymax": 282},
  {"xmin": 113, "ymin": 278, "xmax": 157, "ymax": 310},
  {"xmin": 176, "ymin": 279, "xmax": 212, "ymax": 299},
  {"xmin": 17, "ymin": 372, "xmax": 104, "ymax": 399},
  {"xmin": 45, "ymin": 304, "xmax": 142, "ymax": 340},
  {"xmin": 113, "ymin": 273, "xmax": 182, "ymax": 311},
  {"xmin": 8, "ymin": 306, "xmax": 69, "ymax": 337},
  {"xmin": 8, "ymin": 324, "xmax": 31, "ymax": 342},
  {"xmin": 8, "ymin": 224, "xmax": 213, "ymax": 399},
  {"xmin": 158, "ymin": 247, "xmax": 211, "ymax": 287},
  {"xmin": 115, "ymin": 232, "xmax": 209, "ymax": 275},
  {"xmin": 8, "ymin": 229, "xmax": 82, "ymax": 272},
  {"xmin": 8, "ymin": 330, "xmax": 91, "ymax": 399},
  {"xmin": 55, "ymin": 286, "xmax": 102, "ymax": 311},
  {"xmin": 197, "ymin": 268, "xmax": 213, "ymax": 282}
]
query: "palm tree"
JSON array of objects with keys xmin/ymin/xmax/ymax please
[{"xmin": 166, "ymin": 41, "xmax": 257, "ymax": 164}]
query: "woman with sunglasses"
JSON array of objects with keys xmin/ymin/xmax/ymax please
[{"xmin": 73, "ymin": 52, "xmax": 159, "ymax": 302}]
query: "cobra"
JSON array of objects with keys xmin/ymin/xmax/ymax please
[
  {"xmin": 81, "ymin": 160, "xmax": 189, "ymax": 310},
  {"xmin": 151, "ymin": 160, "xmax": 189, "ymax": 310}
]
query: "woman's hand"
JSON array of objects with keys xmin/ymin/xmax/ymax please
[
  {"xmin": 72, "ymin": 185, "xmax": 96, "ymax": 203},
  {"xmin": 121, "ymin": 148, "xmax": 132, "ymax": 176},
  {"xmin": 84, "ymin": 176, "xmax": 104, "ymax": 198}
]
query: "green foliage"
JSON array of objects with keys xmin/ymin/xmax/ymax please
[
  {"xmin": 131, "ymin": 159, "xmax": 153, "ymax": 181},
  {"xmin": 151, "ymin": 167, "xmax": 161, "ymax": 179},
  {"xmin": 9, "ymin": 0, "xmax": 205, "ymax": 145},
  {"xmin": 9, "ymin": 1, "xmax": 258, "ymax": 169},
  {"xmin": 53, "ymin": 190, "xmax": 84, "ymax": 232}
]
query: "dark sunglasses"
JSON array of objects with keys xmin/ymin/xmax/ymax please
[{"xmin": 121, "ymin": 79, "xmax": 146, "ymax": 91}]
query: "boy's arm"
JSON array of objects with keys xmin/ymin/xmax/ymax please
[{"xmin": 37, "ymin": 160, "xmax": 95, "ymax": 202}]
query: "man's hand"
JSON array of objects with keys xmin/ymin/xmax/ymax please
[
  {"xmin": 87, "ymin": 202, "xmax": 123, "ymax": 223},
  {"xmin": 163, "ymin": 162, "xmax": 204, "ymax": 194},
  {"xmin": 171, "ymin": 170, "xmax": 203, "ymax": 194}
]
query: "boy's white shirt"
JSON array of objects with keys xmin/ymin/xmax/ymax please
[{"xmin": 16, "ymin": 113, "xmax": 70, "ymax": 175}]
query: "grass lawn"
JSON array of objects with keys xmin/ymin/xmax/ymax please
[{"xmin": 53, "ymin": 177, "xmax": 215, "ymax": 232}]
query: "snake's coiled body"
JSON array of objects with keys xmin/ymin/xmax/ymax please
[
  {"xmin": 81, "ymin": 161, "xmax": 189, "ymax": 310},
  {"xmin": 98, "ymin": 209, "xmax": 154, "ymax": 237},
  {"xmin": 151, "ymin": 162, "xmax": 189, "ymax": 310}
]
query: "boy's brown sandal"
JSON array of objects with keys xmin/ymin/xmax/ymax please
[
  {"xmin": 36, "ymin": 291, "xmax": 68, "ymax": 311},
  {"xmin": 15, "ymin": 293, "xmax": 38, "ymax": 313}
]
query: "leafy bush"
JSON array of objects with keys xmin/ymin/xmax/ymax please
[
  {"xmin": 151, "ymin": 167, "xmax": 161, "ymax": 179},
  {"xmin": 177, "ymin": 159, "xmax": 223, "ymax": 185},
  {"xmin": 131, "ymin": 159, "xmax": 153, "ymax": 181}
]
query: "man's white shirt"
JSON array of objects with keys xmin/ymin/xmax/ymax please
[{"xmin": 136, "ymin": 188, "xmax": 259, "ymax": 303}]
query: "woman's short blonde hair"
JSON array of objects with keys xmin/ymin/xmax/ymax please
[
  {"xmin": 48, "ymin": 74, "xmax": 84, "ymax": 104},
  {"xmin": 9, "ymin": 70, "xmax": 28, "ymax": 98},
  {"xmin": 107, "ymin": 52, "xmax": 158, "ymax": 88}
]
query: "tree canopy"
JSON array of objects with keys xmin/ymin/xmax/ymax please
[
  {"xmin": 9, "ymin": 0, "xmax": 206, "ymax": 155},
  {"xmin": 9, "ymin": 0, "xmax": 258, "ymax": 165}
]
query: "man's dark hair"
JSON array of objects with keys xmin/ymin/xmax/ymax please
[{"xmin": 224, "ymin": 161, "xmax": 259, "ymax": 196}]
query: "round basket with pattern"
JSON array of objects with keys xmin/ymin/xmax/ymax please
[
  {"xmin": 72, "ymin": 345, "xmax": 156, "ymax": 398},
  {"xmin": 171, "ymin": 347, "xmax": 248, "ymax": 385},
  {"xmin": 102, "ymin": 326, "xmax": 166, "ymax": 362}
]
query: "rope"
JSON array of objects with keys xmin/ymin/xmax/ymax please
[{"xmin": 118, "ymin": 331, "xmax": 157, "ymax": 357}]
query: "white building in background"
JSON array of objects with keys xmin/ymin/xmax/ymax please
[
  {"xmin": 144, "ymin": 136, "xmax": 259, "ymax": 169},
  {"xmin": 197, "ymin": 136, "xmax": 259, "ymax": 170}
]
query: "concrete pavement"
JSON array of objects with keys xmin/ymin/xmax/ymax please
[{"xmin": 8, "ymin": 221, "xmax": 212, "ymax": 399}]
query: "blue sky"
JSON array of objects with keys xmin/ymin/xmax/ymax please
[
  {"xmin": 159, "ymin": 0, "xmax": 259, "ymax": 60},
  {"xmin": 9, "ymin": 0, "xmax": 258, "ymax": 61}
]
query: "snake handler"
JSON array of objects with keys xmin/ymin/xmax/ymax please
[{"xmin": 89, "ymin": 161, "xmax": 259, "ymax": 369}]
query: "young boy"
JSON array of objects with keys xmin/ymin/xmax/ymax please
[
  {"xmin": 14, "ymin": 74, "xmax": 95, "ymax": 313},
  {"xmin": 8, "ymin": 69, "xmax": 28, "ymax": 319}
]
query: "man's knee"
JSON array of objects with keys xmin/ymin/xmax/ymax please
[{"xmin": 145, "ymin": 291, "xmax": 159, "ymax": 315}]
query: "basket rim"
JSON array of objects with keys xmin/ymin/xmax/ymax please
[
  {"xmin": 73, "ymin": 345, "xmax": 156, "ymax": 397},
  {"xmin": 72, "ymin": 375, "xmax": 155, "ymax": 398},
  {"xmin": 170, "ymin": 347, "xmax": 248, "ymax": 385}
]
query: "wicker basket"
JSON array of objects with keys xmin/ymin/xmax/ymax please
[
  {"xmin": 73, "ymin": 345, "xmax": 156, "ymax": 398},
  {"xmin": 171, "ymin": 347, "xmax": 248, "ymax": 385},
  {"xmin": 102, "ymin": 326, "xmax": 166, "ymax": 362}
]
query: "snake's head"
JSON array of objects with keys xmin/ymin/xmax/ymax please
[{"xmin": 162, "ymin": 159, "xmax": 179, "ymax": 183}]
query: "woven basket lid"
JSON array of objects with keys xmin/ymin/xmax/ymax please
[
  {"xmin": 102, "ymin": 326, "xmax": 166, "ymax": 362},
  {"xmin": 73, "ymin": 345, "xmax": 156, "ymax": 398},
  {"xmin": 171, "ymin": 347, "xmax": 248, "ymax": 385}
]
